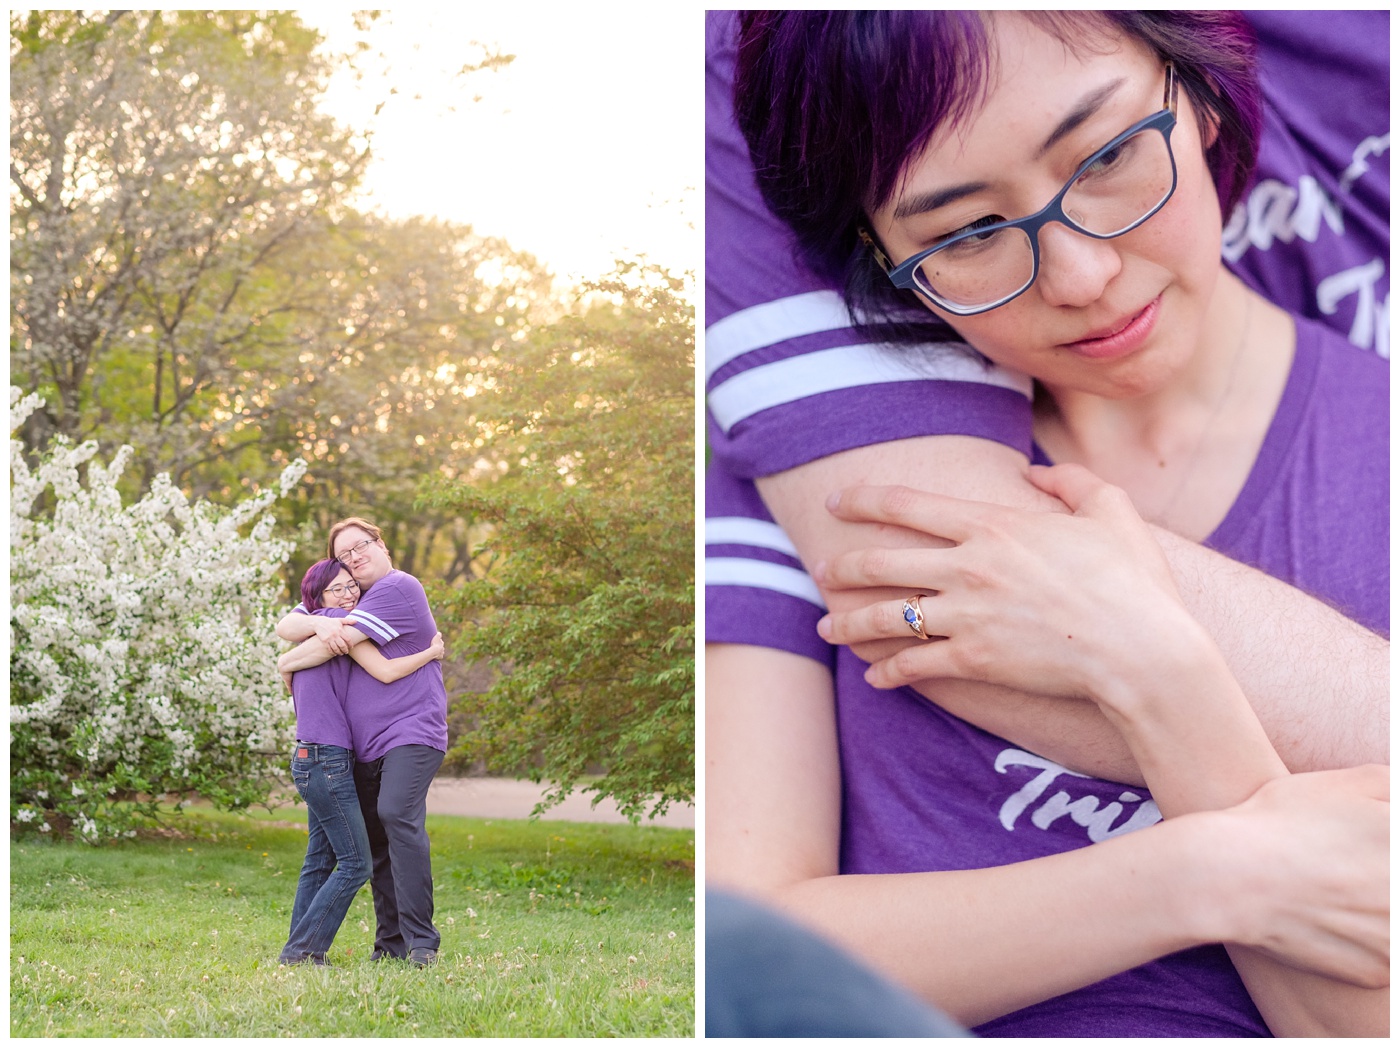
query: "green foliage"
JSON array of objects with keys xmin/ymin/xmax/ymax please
[
  {"xmin": 11, "ymin": 810, "xmax": 694, "ymax": 1037},
  {"xmin": 9, "ymin": 10, "xmax": 557, "ymax": 596},
  {"xmin": 425, "ymin": 266, "xmax": 694, "ymax": 819},
  {"xmin": 10, "ymin": 11, "xmax": 362, "ymax": 469}
]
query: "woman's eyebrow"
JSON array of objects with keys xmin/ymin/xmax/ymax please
[
  {"xmin": 890, "ymin": 77, "xmax": 1131, "ymax": 221},
  {"xmin": 893, "ymin": 180, "xmax": 990, "ymax": 220},
  {"xmin": 1037, "ymin": 77, "xmax": 1127, "ymax": 158}
]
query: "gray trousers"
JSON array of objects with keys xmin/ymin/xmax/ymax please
[{"xmin": 353, "ymin": 744, "xmax": 444, "ymax": 956}]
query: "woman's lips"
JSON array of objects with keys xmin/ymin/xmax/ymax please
[{"xmin": 1060, "ymin": 295, "xmax": 1162, "ymax": 360}]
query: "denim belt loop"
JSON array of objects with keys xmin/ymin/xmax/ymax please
[{"xmin": 294, "ymin": 742, "xmax": 347, "ymax": 761}]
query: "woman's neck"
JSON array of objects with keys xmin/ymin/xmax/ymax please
[{"xmin": 1034, "ymin": 271, "xmax": 1295, "ymax": 541}]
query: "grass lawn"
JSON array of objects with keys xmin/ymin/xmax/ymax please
[{"xmin": 10, "ymin": 808, "xmax": 694, "ymax": 1037}]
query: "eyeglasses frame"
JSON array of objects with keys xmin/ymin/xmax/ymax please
[
  {"xmin": 868, "ymin": 63, "xmax": 1179, "ymax": 317},
  {"xmin": 335, "ymin": 538, "xmax": 377, "ymax": 566}
]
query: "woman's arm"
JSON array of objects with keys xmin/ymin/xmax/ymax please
[
  {"xmin": 709, "ymin": 642, "xmax": 1386, "ymax": 1029},
  {"xmin": 277, "ymin": 623, "xmax": 371, "ymax": 674},
  {"xmin": 275, "ymin": 611, "xmax": 356, "ymax": 655},
  {"xmin": 347, "ymin": 631, "xmax": 445, "ymax": 684},
  {"xmin": 758, "ymin": 435, "xmax": 1387, "ymax": 780},
  {"xmin": 276, "ymin": 611, "xmax": 319, "ymax": 643},
  {"xmin": 816, "ymin": 467, "xmax": 1389, "ymax": 1034}
]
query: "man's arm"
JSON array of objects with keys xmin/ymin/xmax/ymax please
[
  {"xmin": 276, "ymin": 623, "xmax": 371, "ymax": 674},
  {"xmin": 757, "ymin": 435, "xmax": 1388, "ymax": 780},
  {"xmin": 348, "ymin": 631, "xmax": 444, "ymax": 684}
]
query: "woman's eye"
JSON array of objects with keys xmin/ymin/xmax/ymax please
[
  {"xmin": 937, "ymin": 214, "xmax": 1004, "ymax": 245},
  {"xmin": 1078, "ymin": 133, "xmax": 1141, "ymax": 180}
]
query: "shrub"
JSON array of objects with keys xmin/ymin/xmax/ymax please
[{"xmin": 10, "ymin": 389, "xmax": 306, "ymax": 840}]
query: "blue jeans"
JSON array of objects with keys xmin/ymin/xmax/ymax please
[
  {"xmin": 279, "ymin": 743, "xmax": 371, "ymax": 963},
  {"xmin": 706, "ymin": 891, "xmax": 971, "ymax": 1037}
]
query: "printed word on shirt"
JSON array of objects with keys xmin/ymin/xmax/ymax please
[{"xmin": 996, "ymin": 749, "xmax": 1163, "ymax": 844}]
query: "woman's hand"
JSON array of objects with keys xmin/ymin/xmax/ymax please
[
  {"xmin": 311, "ymin": 615, "xmax": 353, "ymax": 656},
  {"xmin": 815, "ymin": 464, "xmax": 1210, "ymax": 709},
  {"xmin": 428, "ymin": 631, "xmax": 445, "ymax": 661},
  {"xmin": 1200, "ymin": 765, "xmax": 1390, "ymax": 989}
]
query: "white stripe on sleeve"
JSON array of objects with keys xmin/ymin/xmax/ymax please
[
  {"xmin": 346, "ymin": 608, "xmax": 400, "ymax": 644},
  {"xmin": 708, "ymin": 342, "xmax": 1032, "ymax": 434},
  {"xmin": 706, "ymin": 556, "xmax": 826, "ymax": 609},
  {"xmin": 705, "ymin": 291, "xmax": 853, "ymax": 378},
  {"xmin": 705, "ymin": 517, "xmax": 800, "ymax": 557}
]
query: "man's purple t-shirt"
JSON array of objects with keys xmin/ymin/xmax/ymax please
[
  {"xmin": 706, "ymin": 316, "xmax": 1388, "ymax": 1037},
  {"xmin": 289, "ymin": 607, "xmax": 354, "ymax": 750},
  {"xmin": 342, "ymin": 570, "xmax": 448, "ymax": 762},
  {"xmin": 1224, "ymin": 11, "xmax": 1389, "ymax": 358}
]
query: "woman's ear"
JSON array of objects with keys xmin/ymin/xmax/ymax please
[
  {"xmin": 1199, "ymin": 105, "xmax": 1221, "ymax": 150},
  {"xmin": 1193, "ymin": 74, "xmax": 1223, "ymax": 150}
]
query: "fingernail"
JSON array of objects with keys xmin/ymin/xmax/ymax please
[
  {"xmin": 825, "ymin": 491, "xmax": 841, "ymax": 512},
  {"xmin": 811, "ymin": 560, "xmax": 827, "ymax": 582},
  {"xmin": 816, "ymin": 615, "xmax": 831, "ymax": 639}
]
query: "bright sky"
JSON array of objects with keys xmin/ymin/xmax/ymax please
[{"xmin": 306, "ymin": 8, "xmax": 699, "ymax": 286}]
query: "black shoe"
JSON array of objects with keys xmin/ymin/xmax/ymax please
[{"xmin": 409, "ymin": 947, "xmax": 438, "ymax": 968}]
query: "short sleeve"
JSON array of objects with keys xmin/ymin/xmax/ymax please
[
  {"xmin": 705, "ymin": 460, "xmax": 834, "ymax": 670},
  {"xmin": 346, "ymin": 575, "xmax": 410, "ymax": 647}
]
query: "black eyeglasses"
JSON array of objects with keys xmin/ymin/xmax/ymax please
[
  {"xmin": 867, "ymin": 63, "xmax": 1179, "ymax": 316},
  {"xmin": 336, "ymin": 539, "xmax": 375, "ymax": 566}
]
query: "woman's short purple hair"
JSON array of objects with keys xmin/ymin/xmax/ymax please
[
  {"xmin": 735, "ymin": 11, "xmax": 1261, "ymax": 341},
  {"xmin": 300, "ymin": 558, "xmax": 348, "ymax": 613}
]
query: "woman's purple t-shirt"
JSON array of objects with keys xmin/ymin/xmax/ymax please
[
  {"xmin": 708, "ymin": 315, "xmax": 1389, "ymax": 1037},
  {"xmin": 342, "ymin": 569, "xmax": 448, "ymax": 762},
  {"xmin": 290, "ymin": 607, "xmax": 354, "ymax": 749}
]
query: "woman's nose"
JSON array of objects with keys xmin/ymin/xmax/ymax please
[{"xmin": 1032, "ymin": 221, "xmax": 1123, "ymax": 308}]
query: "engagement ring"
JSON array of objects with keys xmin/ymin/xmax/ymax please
[{"xmin": 902, "ymin": 594, "xmax": 930, "ymax": 641}]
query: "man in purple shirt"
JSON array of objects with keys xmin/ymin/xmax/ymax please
[{"xmin": 289, "ymin": 517, "xmax": 448, "ymax": 967}]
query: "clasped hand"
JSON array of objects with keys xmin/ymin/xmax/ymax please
[
  {"xmin": 815, "ymin": 463, "xmax": 1208, "ymax": 710},
  {"xmin": 312, "ymin": 616, "xmax": 355, "ymax": 656}
]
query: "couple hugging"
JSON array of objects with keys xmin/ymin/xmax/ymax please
[{"xmin": 274, "ymin": 517, "xmax": 449, "ymax": 968}]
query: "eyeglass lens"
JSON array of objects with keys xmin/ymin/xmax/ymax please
[
  {"xmin": 337, "ymin": 540, "xmax": 371, "ymax": 564},
  {"xmin": 915, "ymin": 127, "xmax": 1174, "ymax": 311}
]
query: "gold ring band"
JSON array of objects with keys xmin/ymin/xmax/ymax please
[{"xmin": 902, "ymin": 594, "xmax": 930, "ymax": 641}]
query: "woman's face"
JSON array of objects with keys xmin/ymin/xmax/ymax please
[
  {"xmin": 320, "ymin": 569, "xmax": 360, "ymax": 611},
  {"xmin": 867, "ymin": 15, "xmax": 1226, "ymax": 401}
]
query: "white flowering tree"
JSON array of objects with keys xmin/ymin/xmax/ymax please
[{"xmin": 10, "ymin": 389, "xmax": 306, "ymax": 841}]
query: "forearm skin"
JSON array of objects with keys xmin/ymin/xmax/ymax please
[
  {"xmin": 708, "ymin": 644, "xmax": 1229, "ymax": 1029},
  {"xmin": 757, "ymin": 437, "xmax": 1388, "ymax": 776},
  {"xmin": 349, "ymin": 640, "xmax": 437, "ymax": 683},
  {"xmin": 1091, "ymin": 620, "xmax": 1387, "ymax": 1036}
]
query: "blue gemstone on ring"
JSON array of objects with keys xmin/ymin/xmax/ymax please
[{"xmin": 904, "ymin": 606, "xmax": 918, "ymax": 624}]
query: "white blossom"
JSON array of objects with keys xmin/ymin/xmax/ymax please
[{"xmin": 11, "ymin": 389, "xmax": 306, "ymax": 839}]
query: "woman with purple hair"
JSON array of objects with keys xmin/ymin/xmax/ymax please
[
  {"xmin": 707, "ymin": 11, "xmax": 1387, "ymax": 1037},
  {"xmin": 276, "ymin": 558, "xmax": 443, "ymax": 966}
]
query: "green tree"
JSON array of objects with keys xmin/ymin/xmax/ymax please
[
  {"xmin": 424, "ymin": 264, "xmax": 694, "ymax": 819},
  {"xmin": 10, "ymin": 10, "xmax": 365, "ymax": 487}
]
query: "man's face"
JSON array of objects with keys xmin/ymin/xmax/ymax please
[{"xmin": 333, "ymin": 526, "xmax": 391, "ymax": 588}]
